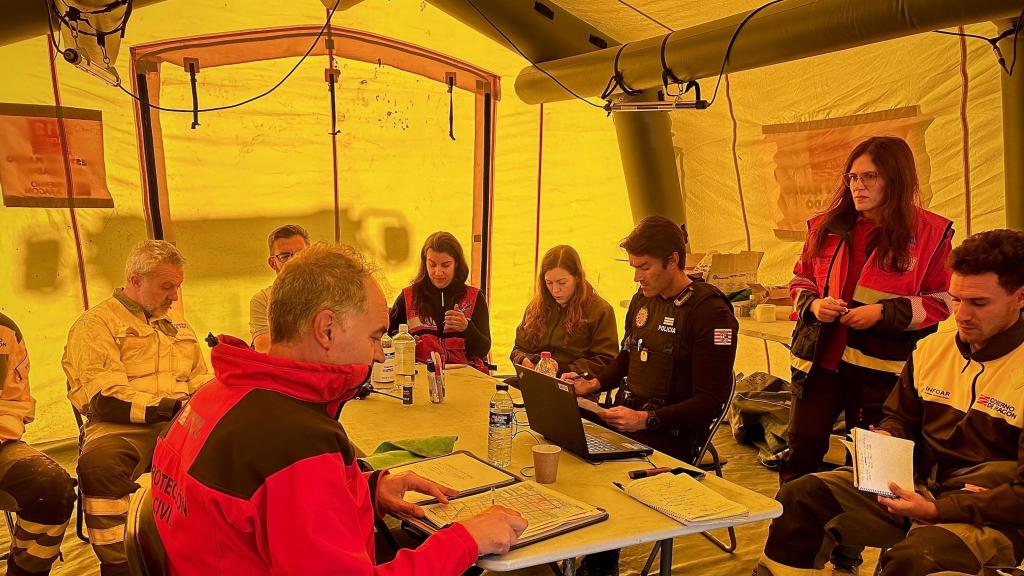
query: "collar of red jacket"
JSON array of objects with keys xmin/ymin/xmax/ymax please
[{"xmin": 211, "ymin": 334, "xmax": 371, "ymax": 404}]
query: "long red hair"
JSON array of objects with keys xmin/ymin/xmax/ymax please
[
  {"xmin": 520, "ymin": 245, "xmax": 595, "ymax": 347},
  {"xmin": 810, "ymin": 136, "xmax": 920, "ymax": 273}
]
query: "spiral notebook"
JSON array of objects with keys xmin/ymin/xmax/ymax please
[
  {"xmin": 614, "ymin": 472, "xmax": 748, "ymax": 526},
  {"xmin": 842, "ymin": 428, "xmax": 915, "ymax": 499}
]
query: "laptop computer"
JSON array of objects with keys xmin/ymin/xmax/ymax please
[{"xmin": 519, "ymin": 367, "xmax": 654, "ymax": 461}]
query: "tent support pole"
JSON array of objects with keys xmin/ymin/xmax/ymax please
[
  {"xmin": 612, "ymin": 91, "xmax": 686, "ymax": 234},
  {"xmin": 137, "ymin": 72, "xmax": 164, "ymax": 240},
  {"xmin": 998, "ymin": 17, "xmax": 1024, "ymax": 230}
]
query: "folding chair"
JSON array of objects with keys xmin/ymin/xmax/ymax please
[
  {"xmin": 66, "ymin": 383, "xmax": 89, "ymax": 544},
  {"xmin": 639, "ymin": 372, "xmax": 739, "ymax": 576},
  {"xmin": 124, "ymin": 485, "xmax": 166, "ymax": 576},
  {"xmin": 0, "ymin": 509, "xmax": 14, "ymax": 561}
]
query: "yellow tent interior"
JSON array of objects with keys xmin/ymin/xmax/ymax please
[{"xmin": 2, "ymin": 0, "xmax": 1023, "ymax": 444}]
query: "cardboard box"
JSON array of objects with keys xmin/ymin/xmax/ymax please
[
  {"xmin": 749, "ymin": 283, "xmax": 794, "ymax": 320},
  {"xmin": 705, "ymin": 251, "xmax": 764, "ymax": 295}
]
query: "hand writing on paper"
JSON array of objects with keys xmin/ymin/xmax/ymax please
[
  {"xmin": 377, "ymin": 471, "xmax": 457, "ymax": 518},
  {"xmin": 600, "ymin": 406, "xmax": 647, "ymax": 432},
  {"xmin": 877, "ymin": 483, "xmax": 938, "ymax": 523},
  {"xmin": 459, "ymin": 506, "xmax": 528, "ymax": 555},
  {"xmin": 444, "ymin": 309, "xmax": 469, "ymax": 333},
  {"xmin": 840, "ymin": 303, "xmax": 883, "ymax": 329}
]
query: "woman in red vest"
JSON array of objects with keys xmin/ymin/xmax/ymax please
[
  {"xmin": 389, "ymin": 231, "xmax": 491, "ymax": 373},
  {"xmin": 783, "ymin": 136, "xmax": 954, "ymax": 489}
]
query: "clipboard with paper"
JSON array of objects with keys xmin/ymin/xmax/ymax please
[
  {"xmin": 391, "ymin": 451, "xmax": 607, "ymax": 550},
  {"xmin": 387, "ymin": 450, "xmax": 519, "ymax": 504},
  {"xmin": 404, "ymin": 480, "xmax": 608, "ymax": 550}
]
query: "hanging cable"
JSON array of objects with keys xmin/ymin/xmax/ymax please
[
  {"xmin": 1009, "ymin": 7, "xmax": 1023, "ymax": 76},
  {"xmin": 185, "ymin": 59, "xmax": 200, "ymax": 129},
  {"xmin": 705, "ymin": 0, "xmax": 787, "ymax": 108},
  {"xmin": 601, "ymin": 42, "xmax": 645, "ymax": 102},
  {"xmin": 326, "ymin": 67, "xmax": 340, "ymax": 136},
  {"xmin": 933, "ymin": 17, "xmax": 1022, "ymax": 75},
  {"xmin": 657, "ymin": 31, "xmax": 708, "ymax": 108},
  {"xmin": 462, "ymin": 0, "xmax": 605, "ymax": 110},
  {"xmin": 94, "ymin": 0, "xmax": 344, "ymax": 115},
  {"xmin": 447, "ymin": 74, "xmax": 456, "ymax": 141}
]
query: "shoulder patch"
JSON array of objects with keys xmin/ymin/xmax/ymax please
[{"xmin": 713, "ymin": 328, "xmax": 733, "ymax": 346}]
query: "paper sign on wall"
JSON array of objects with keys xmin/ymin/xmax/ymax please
[{"xmin": 0, "ymin": 103, "xmax": 113, "ymax": 208}]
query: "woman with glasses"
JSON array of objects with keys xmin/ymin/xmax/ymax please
[
  {"xmin": 389, "ymin": 231, "xmax": 491, "ymax": 373},
  {"xmin": 510, "ymin": 245, "xmax": 618, "ymax": 377},
  {"xmin": 782, "ymin": 136, "xmax": 954, "ymax": 491}
]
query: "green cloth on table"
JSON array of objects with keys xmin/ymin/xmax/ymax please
[{"xmin": 360, "ymin": 435, "xmax": 458, "ymax": 469}]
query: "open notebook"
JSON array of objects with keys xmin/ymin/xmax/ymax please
[
  {"xmin": 841, "ymin": 428, "xmax": 915, "ymax": 499},
  {"xmin": 392, "ymin": 452, "xmax": 607, "ymax": 549},
  {"xmin": 615, "ymin": 472, "xmax": 748, "ymax": 526}
]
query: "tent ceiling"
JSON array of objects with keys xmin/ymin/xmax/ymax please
[{"xmin": 548, "ymin": 0, "xmax": 771, "ymax": 40}]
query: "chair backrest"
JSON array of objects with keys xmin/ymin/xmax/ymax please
[
  {"xmin": 691, "ymin": 371, "xmax": 739, "ymax": 467},
  {"xmin": 125, "ymin": 485, "xmax": 167, "ymax": 576}
]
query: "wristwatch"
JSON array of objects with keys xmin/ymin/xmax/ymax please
[{"xmin": 645, "ymin": 410, "xmax": 660, "ymax": 430}]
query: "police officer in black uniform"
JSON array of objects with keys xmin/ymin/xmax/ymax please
[{"xmin": 566, "ymin": 216, "xmax": 739, "ymax": 576}]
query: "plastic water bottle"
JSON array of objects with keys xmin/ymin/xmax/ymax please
[
  {"xmin": 536, "ymin": 351, "xmax": 559, "ymax": 378},
  {"xmin": 393, "ymin": 324, "xmax": 416, "ymax": 378},
  {"xmin": 374, "ymin": 333, "xmax": 395, "ymax": 387},
  {"xmin": 487, "ymin": 383, "xmax": 514, "ymax": 468}
]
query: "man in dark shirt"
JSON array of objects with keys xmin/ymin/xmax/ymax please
[{"xmin": 567, "ymin": 216, "xmax": 739, "ymax": 576}]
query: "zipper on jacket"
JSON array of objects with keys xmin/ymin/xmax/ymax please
[
  {"xmin": 969, "ymin": 361, "xmax": 986, "ymax": 408},
  {"xmin": 821, "ymin": 237, "xmax": 846, "ymax": 298}
]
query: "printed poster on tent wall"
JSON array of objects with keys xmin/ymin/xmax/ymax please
[
  {"xmin": 763, "ymin": 106, "xmax": 934, "ymax": 242},
  {"xmin": 0, "ymin": 103, "xmax": 113, "ymax": 208}
]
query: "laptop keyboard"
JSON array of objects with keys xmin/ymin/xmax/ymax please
[{"xmin": 585, "ymin": 433, "xmax": 617, "ymax": 453}]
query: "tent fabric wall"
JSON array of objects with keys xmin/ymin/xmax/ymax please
[{"xmin": 0, "ymin": 0, "xmax": 1010, "ymax": 444}]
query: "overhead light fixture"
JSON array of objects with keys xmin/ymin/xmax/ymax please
[
  {"xmin": 605, "ymin": 79, "xmax": 708, "ymax": 112},
  {"xmin": 604, "ymin": 98, "xmax": 708, "ymax": 112}
]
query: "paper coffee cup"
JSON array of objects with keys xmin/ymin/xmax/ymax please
[{"xmin": 533, "ymin": 444, "xmax": 561, "ymax": 484}]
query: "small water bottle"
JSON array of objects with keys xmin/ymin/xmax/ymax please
[
  {"xmin": 402, "ymin": 376, "xmax": 414, "ymax": 406},
  {"xmin": 536, "ymin": 351, "xmax": 559, "ymax": 378},
  {"xmin": 487, "ymin": 383, "xmax": 514, "ymax": 467},
  {"xmin": 374, "ymin": 333, "xmax": 395, "ymax": 387}
]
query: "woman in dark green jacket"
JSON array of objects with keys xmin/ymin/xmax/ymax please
[{"xmin": 511, "ymin": 245, "xmax": 618, "ymax": 377}]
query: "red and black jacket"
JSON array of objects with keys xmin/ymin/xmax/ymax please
[
  {"xmin": 151, "ymin": 335, "xmax": 478, "ymax": 575},
  {"xmin": 788, "ymin": 208, "xmax": 953, "ymax": 394}
]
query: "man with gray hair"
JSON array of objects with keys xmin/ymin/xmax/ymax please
[
  {"xmin": 152, "ymin": 242, "xmax": 527, "ymax": 574},
  {"xmin": 250, "ymin": 224, "xmax": 310, "ymax": 352},
  {"xmin": 62, "ymin": 239, "xmax": 209, "ymax": 576}
]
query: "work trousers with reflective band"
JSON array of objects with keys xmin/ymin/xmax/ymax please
[
  {"xmin": 758, "ymin": 468, "xmax": 1023, "ymax": 576},
  {"xmin": 0, "ymin": 441, "xmax": 75, "ymax": 576},
  {"xmin": 78, "ymin": 421, "xmax": 161, "ymax": 576}
]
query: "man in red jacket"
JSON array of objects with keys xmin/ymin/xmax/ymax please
[{"xmin": 152, "ymin": 242, "xmax": 526, "ymax": 575}]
